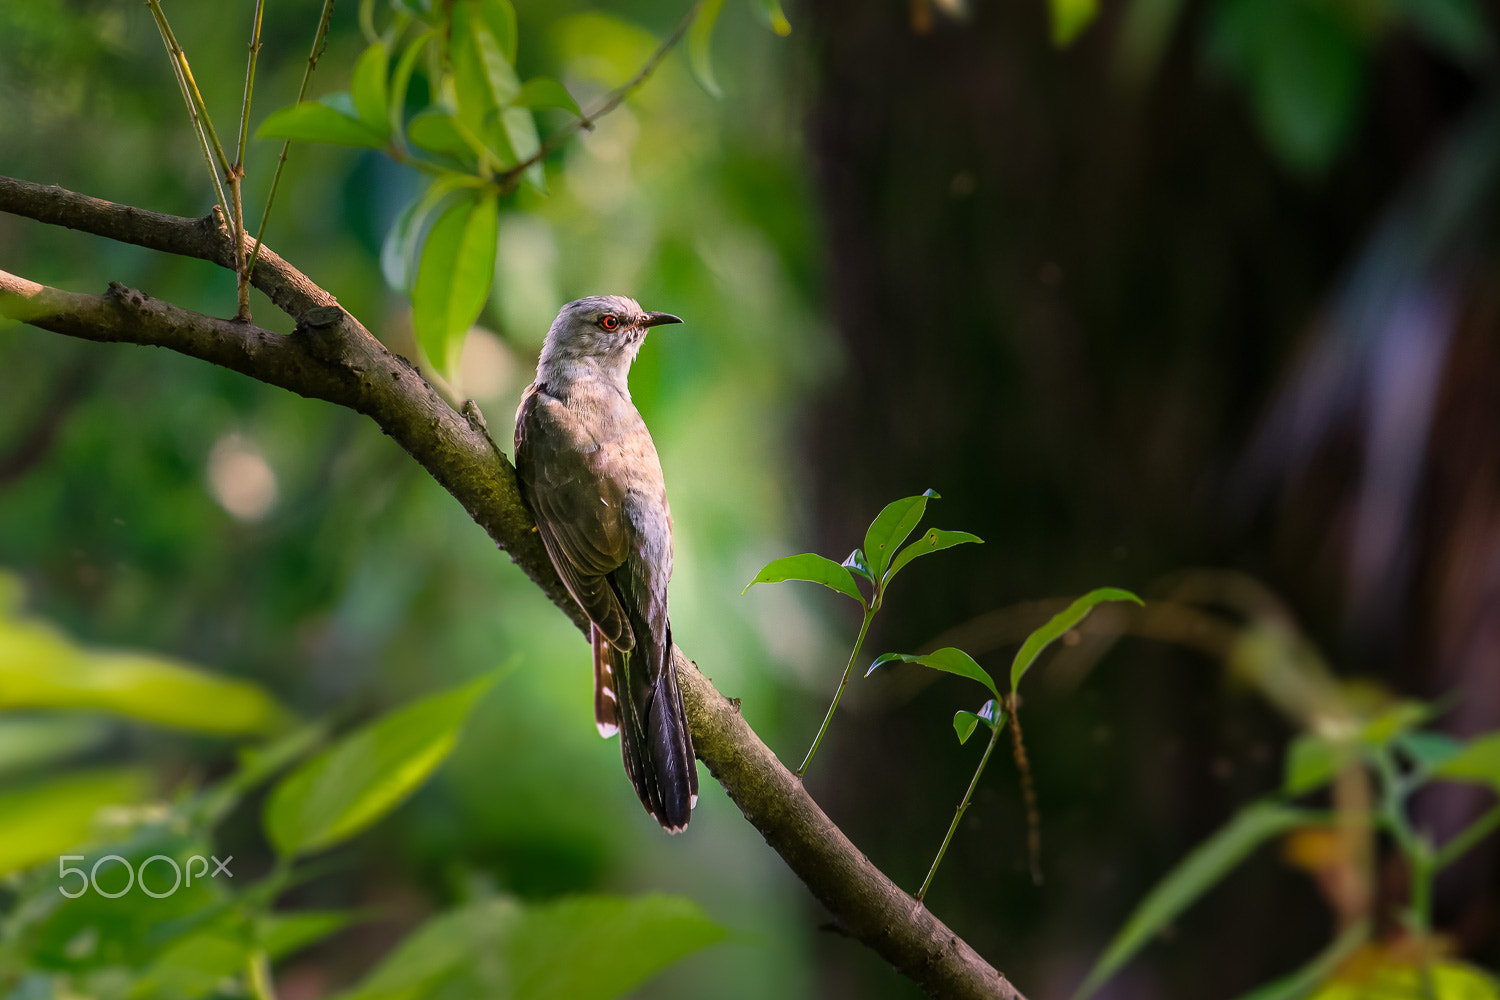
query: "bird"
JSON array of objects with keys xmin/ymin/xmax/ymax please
[{"xmin": 513, "ymin": 295, "xmax": 699, "ymax": 832}]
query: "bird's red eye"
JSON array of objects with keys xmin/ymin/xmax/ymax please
[{"xmin": 599, "ymin": 314, "xmax": 619, "ymax": 331}]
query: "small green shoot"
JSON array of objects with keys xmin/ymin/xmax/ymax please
[{"xmin": 744, "ymin": 491, "xmax": 982, "ymax": 777}]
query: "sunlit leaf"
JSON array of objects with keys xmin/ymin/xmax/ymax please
[
  {"xmin": 0, "ymin": 716, "xmax": 109, "ymax": 777},
  {"xmin": 337, "ymin": 894, "xmax": 725, "ymax": 1000},
  {"xmin": 885, "ymin": 528, "xmax": 983, "ymax": 586},
  {"xmin": 1232, "ymin": 919, "xmax": 1369, "ymax": 1000},
  {"xmin": 1050, "ymin": 0, "xmax": 1099, "ymax": 45},
  {"xmin": 411, "ymin": 190, "xmax": 499, "ymax": 377},
  {"xmin": 1011, "ymin": 587, "xmax": 1141, "ymax": 692},
  {"xmin": 1358, "ymin": 699, "xmax": 1434, "ymax": 747},
  {"xmin": 515, "ymin": 76, "xmax": 582, "ymax": 116},
  {"xmin": 256, "ymin": 100, "xmax": 388, "ymax": 148},
  {"xmin": 742, "ymin": 553, "xmax": 865, "ymax": 605},
  {"xmin": 1435, "ymin": 731, "xmax": 1500, "ymax": 790},
  {"xmin": 867, "ymin": 647, "xmax": 998, "ymax": 698},
  {"xmin": 1303, "ymin": 956, "xmax": 1500, "ymax": 1000},
  {"xmin": 0, "ymin": 769, "xmax": 150, "ymax": 877},
  {"xmin": 1073, "ymin": 800, "xmax": 1314, "ymax": 1000},
  {"xmin": 954, "ymin": 699, "xmax": 1005, "ymax": 745},
  {"xmin": 0, "ymin": 617, "xmax": 289, "ymax": 735},
  {"xmin": 476, "ymin": 0, "xmax": 518, "ymax": 64},
  {"xmin": 263, "ymin": 672, "xmax": 497, "ymax": 857},
  {"xmin": 753, "ymin": 0, "xmax": 792, "ymax": 35},
  {"xmin": 351, "ymin": 42, "xmax": 391, "ymax": 138},
  {"xmin": 841, "ymin": 548, "xmax": 873, "ymax": 584},
  {"xmin": 1283, "ymin": 734, "xmax": 1343, "ymax": 796},
  {"xmin": 863, "ymin": 489, "xmax": 938, "ymax": 584},
  {"xmin": 502, "ymin": 106, "xmax": 545, "ymax": 191},
  {"xmin": 688, "ymin": 0, "xmax": 727, "ymax": 98}
]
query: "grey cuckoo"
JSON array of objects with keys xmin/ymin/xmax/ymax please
[{"xmin": 513, "ymin": 295, "xmax": 698, "ymax": 831}]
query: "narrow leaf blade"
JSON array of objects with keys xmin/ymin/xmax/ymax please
[
  {"xmin": 688, "ymin": 0, "xmax": 727, "ymax": 98},
  {"xmin": 263, "ymin": 673, "xmax": 496, "ymax": 857},
  {"xmin": 1010, "ymin": 587, "xmax": 1142, "ymax": 692},
  {"xmin": 1072, "ymin": 801, "xmax": 1313, "ymax": 1000},
  {"xmin": 867, "ymin": 647, "xmax": 997, "ymax": 697},
  {"xmin": 863, "ymin": 490, "xmax": 939, "ymax": 583},
  {"xmin": 742, "ymin": 553, "xmax": 864, "ymax": 605},
  {"xmin": 351, "ymin": 42, "xmax": 392, "ymax": 137},
  {"xmin": 754, "ymin": 0, "xmax": 792, "ymax": 35},
  {"xmin": 885, "ymin": 528, "xmax": 983, "ymax": 586},
  {"xmin": 256, "ymin": 101, "xmax": 388, "ymax": 148}
]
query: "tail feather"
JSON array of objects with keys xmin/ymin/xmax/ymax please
[
  {"xmin": 590, "ymin": 624, "xmax": 619, "ymax": 738},
  {"xmin": 608, "ymin": 622, "xmax": 697, "ymax": 832}
]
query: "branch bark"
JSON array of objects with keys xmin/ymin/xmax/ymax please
[{"xmin": 0, "ymin": 175, "xmax": 1027, "ymax": 1000}]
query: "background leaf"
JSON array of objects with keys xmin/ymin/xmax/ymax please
[
  {"xmin": 263, "ymin": 673, "xmax": 496, "ymax": 857},
  {"xmin": 1282, "ymin": 734, "xmax": 1343, "ymax": 796},
  {"xmin": 1050, "ymin": 0, "xmax": 1099, "ymax": 45},
  {"xmin": 884, "ymin": 528, "xmax": 982, "ymax": 586},
  {"xmin": 753, "ymin": 0, "xmax": 792, "ymax": 36},
  {"xmin": 515, "ymin": 76, "xmax": 582, "ymax": 116},
  {"xmin": 688, "ymin": 0, "xmax": 727, "ymax": 98},
  {"xmin": 411, "ymin": 191, "xmax": 499, "ymax": 377},
  {"xmin": 351, "ymin": 42, "xmax": 391, "ymax": 138},
  {"xmin": 0, "ymin": 768, "xmax": 150, "ymax": 876},
  {"xmin": 0, "ymin": 617, "xmax": 288, "ymax": 735},
  {"xmin": 867, "ymin": 647, "xmax": 998, "ymax": 697},
  {"xmin": 1073, "ymin": 801, "xmax": 1314, "ymax": 1000},
  {"xmin": 1435, "ymin": 731, "xmax": 1500, "ymax": 790},
  {"xmin": 743, "ymin": 553, "xmax": 865, "ymax": 605},
  {"xmin": 256, "ymin": 100, "xmax": 388, "ymax": 148},
  {"xmin": 1010, "ymin": 587, "xmax": 1141, "ymax": 692},
  {"xmin": 1231, "ymin": 919, "xmax": 1369, "ymax": 1000},
  {"xmin": 862, "ymin": 490, "xmax": 938, "ymax": 584},
  {"xmin": 338, "ymin": 894, "xmax": 725, "ymax": 1000}
]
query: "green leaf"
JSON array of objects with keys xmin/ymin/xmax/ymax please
[
  {"xmin": 407, "ymin": 109, "xmax": 471, "ymax": 155},
  {"xmin": 885, "ymin": 528, "xmax": 983, "ymax": 586},
  {"xmin": 1435, "ymin": 731, "xmax": 1500, "ymax": 790},
  {"xmin": 1011, "ymin": 587, "xmax": 1141, "ymax": 692},
  {"xmin": 0, "ymin": 768, "xmax": 150, "ymax": 876},
  {"xmin": 501, "ymin": 105, "xmax": 545, "ymax": 191},
  {"xmin": 742, "ymin": 553, "xmax": 865, "ymax": 605},
  {"xmin": 841, "ymin": 548, "xmax": 873, "ymax": 584},
  {"xmin": 1358, "ymin": 699, "xmax": 1435, "ymax": 746},
  {"xmin": 1072, "ymin": 800, "xmax": 1313, "ymax": 1000},
  {"xmin": 863, "ymin": 489, "xmax": 939, "ymax": 584},
  {"xmin": 688, "ymin": 0, "xmax": 727, "ymax": 98},
  {"xmin": 389, "ymin": 29, "xmax": 436, "ymax": 140},
  {"xmin": 411, "ymin": 190, "xmax": 499, "ymax": 377},
  {"xmin": 515, "ymin": 76, "xmax": 582, "ymax": 116},
  {"xmin": 1283, "ymin": 734, "xmax": 1344, "ymax": 796},
  {"xmin": 337, "ymin": 894, "xmax": 725, "ymax": 1000},
  {"xmin": 351, "ymin": 42, "xmax": 391, "ymax": 138},
  {"xmin": 256, "ymin": 100, "xmax": 388, "ymax": 148},
  {"xmin": 0, "ymin": 616, "xmax": 289, "ymax": 735},
  {"xmin": 381, "ymin": 175, "xmax": 472, "ymax": 295},
  {"xmin": 133, "ymin": 910, "xmax": 360, "ymax": 1000},
  {"xmin": 476, "ymin": 0, "xmax": 518, "ymax": 64},
  {"xmin": 1231, "ymin": 918, "xmax": 1369, "ymax": 1000},
  {"xmin": 0, "ymin": 716, "xmax": 109, "ymax": 777},
  {"xmin": 1397, "ymin": 731, "xmax": 1465, "ymax": 772},
  {"xmin": 867, "ymin": 647, "xmax": 998, "ymax": 698},
  {"xmin": 263, "ymin": 673, "xmax": 497, "ymax": 857},
  {"xmin": 954, "ymin": 699, "xmax": 1005, "ymax": 745},
  {"xmin": 753, "ymin": 0, "xmax": 792, "ymax": 35},
  {"xmin": 1050, "ymin": 0, "xmax": 1099, "ymax": 45}
]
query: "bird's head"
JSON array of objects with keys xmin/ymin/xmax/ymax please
[{"xmin": 536, "ymin": 294, "xmax": 682, "ymax": 388}]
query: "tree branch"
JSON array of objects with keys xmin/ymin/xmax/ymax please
[{"xmin": 0, "ymin": 176, "xmax": 1027, "ymax": 1000}]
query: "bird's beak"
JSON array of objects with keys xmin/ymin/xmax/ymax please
[{"xmin": 641, "ymin": 312, "xmax": 683, "ymax": 328}]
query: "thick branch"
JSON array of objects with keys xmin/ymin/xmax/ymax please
[{"xmin": 0, "ymin": 178, "xmax": 1026, "ymax": 1000}]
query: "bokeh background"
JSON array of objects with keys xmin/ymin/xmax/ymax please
[{"xmin": 2, "ymin": 0, "xmax": 1498, "ymax": 997}]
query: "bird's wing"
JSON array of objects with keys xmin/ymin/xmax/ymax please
[{"xmin": 515, "ymin": 385, "xmax": 635, "ymax": 649}]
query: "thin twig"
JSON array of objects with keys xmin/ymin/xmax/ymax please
[
  {"xmin": 798, "ymin": 605, "xmax": 875, "ymax": 777},
  {"xmin": 230, "ymin": 0, "xmax": 266, "ymax": 321},
  {"xmin": 495, "ymin": 1, "xmax": 702, "ymax": 187},
  {"xmin": 918, "ymin": 714, "xmax": 1004, "ymax": 900},
  {"xmin": 247, "ymin": 0, "xmax": 337, "ymax": 280},
  {"xmin": 146, "ymin": 0, "xmax": 232, "ymax": 223}
]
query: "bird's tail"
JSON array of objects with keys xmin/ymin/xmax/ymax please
[{"xmin": 592, "ymin": 622, "xmax": 698, "ymax": 832}]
